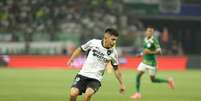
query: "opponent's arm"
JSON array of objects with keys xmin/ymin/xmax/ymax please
[
  {"xmin": 136, "ymin": 52, "xmax": 144, "ymax": 57},
  {"xmin": 143, "ymin": 49, "xmax": 161, "ymax": 55}
]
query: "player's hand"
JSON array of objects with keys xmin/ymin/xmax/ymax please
[
  {"xmin": 119, "ymin": 84, "xmax": 126, "ymax": 94},
  {"xmin": 67, "ymin": 59, "xmax": 73, "ymax": 66},
  {"xmin": 136, "ymin": 54, "xmax": 142, "ymax": 57}
]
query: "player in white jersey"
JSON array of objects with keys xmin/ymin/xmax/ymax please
[{"xmin": 67, "ymin": 28, "xmax": 126, "ymax": 101}]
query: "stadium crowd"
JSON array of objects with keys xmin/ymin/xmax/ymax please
[{"xmin": 0, "ymin": 0, "xmax": 189, "ymax": 55}]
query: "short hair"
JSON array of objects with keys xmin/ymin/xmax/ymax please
[
  {"xmin": 146, "ymin": 25, "xmax": 155, "ymax": 29},
  {"xmin": 105, "ymin": 28, "xmax": 119, "ymax": 37}
]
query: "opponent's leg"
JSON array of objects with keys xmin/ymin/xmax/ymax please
[
  {"xmin": 150, "ymin": 75, "xmax": 175, "ymax": 89},
  {"xmin": 150, "ymin": 75, "xmax": 168, "ymax": 83},
  {"xmin": 130, "ymin": 71, "xmax": 144, "ymax": 99}
]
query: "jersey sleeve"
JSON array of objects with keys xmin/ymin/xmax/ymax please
[
  {"xmin": 154, "ymin": 39, "xmax": 162, "ymax": 52},
  {"xmin": 110, "ymin": 49, "xmax": 119, "ymax": 69},
  {"xmin": 80, "ymin": 39, "xmax": 94, "ymax": 52}
]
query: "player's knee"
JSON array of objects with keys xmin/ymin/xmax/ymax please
[
  {"xmin": 84, "ymin": 92, "xmax": 93, "ymax": 98},
  {"xmin": 70, "ymin": 87, "xmax": 79, "ymax": 97},
  {"xmin": 85, "ymin": 88, "xmax": 94, "ymax": 97}
]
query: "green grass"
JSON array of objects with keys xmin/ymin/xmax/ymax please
[{"xmin": 0, "ymin": 68, "xmax": 201, "ymax": 101}]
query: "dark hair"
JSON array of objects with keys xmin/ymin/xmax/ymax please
[
  {"xmin": 146, "ymin": 25, "xmax": 155, "ymax": 29},
  {"xmin": 105, "ymin": 28, "xmax": 119, "ymax": 37}
]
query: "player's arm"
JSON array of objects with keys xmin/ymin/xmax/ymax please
[
  {"xmin": 143, "ymin": 49, "xmax": 161, "ymax": 55},
  {"xmin": 144, "ymin": 39, "xmax": 162, "ymax": 55},
  {"xmin": 136, "ymin": 52, "xmax": 144, "ymax": 57},
  {"xmin": 110, "ymin": 50, "xmax": 125, "ymax": 93},
  {"xmin": 67, "ymin": 39, "xmax": 93, "ymax": 66},
  {"xmin": 67, "ymin": 47, "xmax": 83, "ymax": 66},
  {"xmin": 113, "ymin": 65, "xmax": 126, "ymax": 94}
]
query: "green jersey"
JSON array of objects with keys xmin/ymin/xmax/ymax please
[{"xmin": 142, "ymin": 36, "xmax": 161, "ymax": 66}]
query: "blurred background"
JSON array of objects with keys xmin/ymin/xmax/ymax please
[
  {"xmin": 0, "ymin": 0, "xmax": 200, "ymax": 55},
  {"xmin": 0, "ymin": 0, "xmax": 200, "ymax": 69}
]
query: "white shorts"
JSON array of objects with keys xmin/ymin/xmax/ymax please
[{"xmin": 137, "ymin": 62, "xmax": 157, "ymax": 76}]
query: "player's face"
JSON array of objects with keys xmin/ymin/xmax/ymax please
[
  {"xmin": 146, "ymin": 27, "xmax": 154, "ymax": 37},
  {"xmin": 104, "ymin": 33, "xmax": 118, "ymax": 48}
]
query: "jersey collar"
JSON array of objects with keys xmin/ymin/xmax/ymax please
[{"xmin": 145, "ymin": 36, "xmax": 154, "ymax": 43}]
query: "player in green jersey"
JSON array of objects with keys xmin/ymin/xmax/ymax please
[{"xmin": 130, "ymin": 26, "xmax": 175, "ymax": 99}]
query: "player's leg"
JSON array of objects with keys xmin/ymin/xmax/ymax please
[
  {"xmin": 148, "ymin": 68, "xmax": 175, "ymax": 89},
  {"xmin": 136, "ymin": 71, "xmax": 144, "ymax": 93},
  {"xmin": 84, "ymin": 88, "xmax": 95, "ymax": 101},
  {"xmin": 150, "ymin": 75, "xmax": 168, "ymax": 83},
  {"xmin": 130, "ymin": 62, "xmax": 146, "ymax": 99},
  {"xmin": 130, "ymin": 71, "xmax": 144, "ymax": 99},
  {"xmin": 167, "ymin": 77, "xmax": 175, "ymax": 89},
  {"xmin": 148, "ymin": 68, "xmax": 168, "ymax": 83},
  {"xmin": 136, "ymin": 62, "xmax": 147, "ymax": 93},
  {"xmin": 150, "ymin": 75, "xmax": 175, "ymax": 89},
  {"xmin": 69, "ymin": 87, "xmax": 80, "ymax": 101},
  {"xmin": 69, "ymin": 75, "xmax": 87, "ymax": 101},
  {"xmin": 84, "ymin": 79, "xmax": 101, "ymax": 101}
]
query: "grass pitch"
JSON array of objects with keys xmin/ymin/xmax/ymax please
[{"xmin": 0, "ymin": 68, "xmax": 201, "ymax": 101}]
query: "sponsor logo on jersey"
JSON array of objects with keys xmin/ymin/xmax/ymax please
[{"xmin": 92, "ymin": 49, "xmax": 107, "ymax": 62}]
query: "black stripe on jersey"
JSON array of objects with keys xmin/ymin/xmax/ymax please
[
  {"xmin": 80, "ymin": 46, "xmax": 91, "ymax": 58},
  {"xmin": 86, "ymin": 49, "xmax": 91, "ymax": 57},
  {"xmin": 80, "ymin": 46, "xmax": 86, "ymax": 52},
  {"xmin": 112, "ymin": 64, "xmax": 118, "ymax": 70}
]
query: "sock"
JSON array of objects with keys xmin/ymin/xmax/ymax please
[
  {"xmin": 151, "ymin": 77, "xmax": 168, "ymax": 83},
  {"xmin": 136, "ymin": 74, "xmax": 141, "ymax": 92}
]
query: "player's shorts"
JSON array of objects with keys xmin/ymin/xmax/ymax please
[
  {"xmin": 137, "ymin": 62, "xmax": 157, "ymax": 76},
  {"xmin": 71, "ymin": 74, "xmax": 101, "ymax": 95}
]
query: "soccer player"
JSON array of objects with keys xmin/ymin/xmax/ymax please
[
  {"xmin": 130, "ymin": 26, "xmax": 175, "ymax": 99},
  {"xmin": 67, "ymin": 28, "xmax": 126, "ymax": 101}
]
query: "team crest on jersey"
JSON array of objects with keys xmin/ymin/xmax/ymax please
[
  {"xmin": 147, "ymin": 43, "xmax": 151, "ymax": 48},
  {"xmin": 107, "ymin": 50, "xmax": 112, "ymax": 55}
]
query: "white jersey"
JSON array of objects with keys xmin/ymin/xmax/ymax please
[{"xmin": 79, "ymin": 39, "xmax": 119, "ymax": 81}]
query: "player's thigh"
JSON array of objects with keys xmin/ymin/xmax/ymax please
[
  {"xmin": 87, "ymin": 79, "xmax": 101, "ymax": 94},
  {"xmin": 70, "ymin": 87, "xmax": 80, "ymax": 96},
  {"xmin": 85, "ymin": 88, "xmax": 95, "ymax": 96},
  {"xmin": 71, "ymin": 75, "xmax": 87, "ymax": 95},
  {"xmin": 137, "ymin": 62, "xmax": 147, "ymax": 72},
  {"xmin": 147, "ymin": 66, "xmax": 157, "ymax": 76}
]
